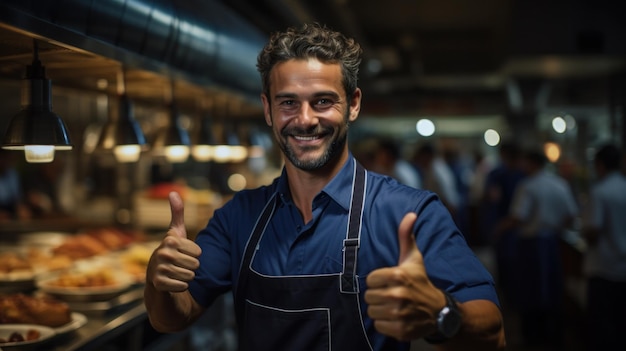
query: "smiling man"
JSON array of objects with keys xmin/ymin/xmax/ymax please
[{"xmin": 144, "ymin": 23, "xmax": 505, "ymax": 351}]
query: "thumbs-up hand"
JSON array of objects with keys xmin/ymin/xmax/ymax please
[
  {"xmin": 364, "ymin": 212, "xmax": 446, "ymax": 341},
  {"xmin": 146, "ymin": 191, "xmax": 202, "ymax": 293}
]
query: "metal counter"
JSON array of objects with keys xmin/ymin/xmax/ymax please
[
  {"xmin": 39, "ymin": 287, "xmax": 235, "ymax": 351},
  {"xmin": 44, "ymin": 287, "xmax": 191, "ymax": 351},
  {"xmin": 49, "ymin": 302, "xmax": 147, "ymax": 351}
]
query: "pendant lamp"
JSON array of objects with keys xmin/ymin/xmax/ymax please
[
  {"xmin": 247, "ymin": 125, "xmax": 269, "ymax": 159},
  {"xmin": 2, "ymin": 40, "xmax": 72, "ymax": 163},
  {"xmin": 191, "ymin": 115, "xmax": 216, "ymax": 162},
  {"xmin": 97, "ymin": 68, "xmax": 147, "ymax": 162},
  {"xmin": 212, "ymin": 122, "xmax": 247, "ymax": 163},
  {"xmin": 163, "ymin": 102, "xmax": 191, "ymax": 163},
  {"xmin": 152, "ymin": 79, "xmax": 191, "ymax": 163}
]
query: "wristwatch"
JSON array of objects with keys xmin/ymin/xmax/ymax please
[{"xmin": 424, "ymin": 291, "xmax": 462, "ymax": 344}]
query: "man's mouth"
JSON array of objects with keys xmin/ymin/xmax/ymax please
[{"xmin": 293, "ymin": 135, "xmax": 322, "ymax": 141}]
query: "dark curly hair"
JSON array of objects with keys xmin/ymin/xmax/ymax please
[{"xmin": 256, "ymin": 22, "xmax": 363, "ymax": 99}]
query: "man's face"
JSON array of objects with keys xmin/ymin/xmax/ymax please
[{"xmin": 261, "ymin": 58, "xmax": 361, "ymax": 171}]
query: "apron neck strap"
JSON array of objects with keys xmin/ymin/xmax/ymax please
[{"xmin": 340, "ymin": 160, "xmax": 366, "ymax": 294}]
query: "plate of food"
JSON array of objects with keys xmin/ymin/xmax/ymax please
[
  {"xmin": 53, "ymin": 312, "xmax": 87, "ymax": 335},
  {"xmin": 0, "ymin": 251, "xmax": 35, "ymax": 283},
  {"xmin": 0, "ymin": 293, "xmax": 74, "ymax": 329},
  {"xmin": 0, "ymin": 251, "xmax": 37, "ymax": 294},
  {"xmin": 36, "ymin": 269, "xmax": 133, "ymax": 302},
  {"xmin": 0, "ymin": 324, "xmax": 56, "ymax": 350}
]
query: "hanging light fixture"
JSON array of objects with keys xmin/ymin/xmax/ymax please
[
  {"xmin": 247, "ymin": 125, "xmax": 269, "ymax": 159},
  {"xmin": 2, "ymin": 40, "xmax": 72, "ymax": 162},
  {"xmin": 212, "ymin": 122, "xmax": 247, "ymax": 163},
  {"xmin": 209, "ymin": 99, "xmax": 247, "ymax": 163},
  {"xmin": 163, "ymin": 102, "xmax": 191, "ymax": 163},
  {"xmin": 152, "ymin": 79, "xmax": 191, "ymax": 163},
  {"xmin": 97, "ymin": 68, "xmax": 147, "ymax": 162},
  {"xmin": 225, "ymin": 122, "xmax": 248, "ymax": 162},
  {"xmin": 191, "ymin": 114, "xmax": 216, "ymax": 162}
]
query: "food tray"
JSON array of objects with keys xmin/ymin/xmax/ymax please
[
  {"xmin": 36, "ymin": 277, "xmax": 133, "ymax": 303},
  {"xmin": 60, "ymin": 287, "xmax": 144, "ymax": 316}
]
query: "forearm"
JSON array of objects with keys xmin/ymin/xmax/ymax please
[
  {"xmin": 143, "ymin": 283, "xmax": 204, "ymax": 333},
  {"xmin": 436, "ymin": 300, "xmax": 505, "ymax": 351}
]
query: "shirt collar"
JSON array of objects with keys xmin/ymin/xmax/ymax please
[{"xmin": 275, "ymin": 154, "xmax": 357, "ymax": 212}]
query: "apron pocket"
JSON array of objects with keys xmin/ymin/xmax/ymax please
[{"xmin": 242, "ymin": 300, "xmax": 331, "ymax": 351}]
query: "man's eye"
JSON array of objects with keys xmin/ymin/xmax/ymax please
[{"xmin": 316, "ymin": 99, "xmax": 332, "ymax": 106}]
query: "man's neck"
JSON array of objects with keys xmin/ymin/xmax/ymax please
[{"xmin": 284, "ymin": 153, "xmax": 348, "ymax": 223}]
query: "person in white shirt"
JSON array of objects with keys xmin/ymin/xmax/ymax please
[
  {"xmin": 497, "ymin": 148, "xmax": 578, "ymax": 349},
  {"xmin": 582, "ymin": 143, "xmax": 626, "ymax": 351}
]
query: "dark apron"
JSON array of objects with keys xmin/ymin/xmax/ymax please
[{"xmin": 235, "ymin": 161, "xmax": 373, "ymax": 351}]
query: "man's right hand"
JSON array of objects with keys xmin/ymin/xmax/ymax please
[{"xmin": 147, "ymin": 191, "xmax": 202, "ymax": 292}]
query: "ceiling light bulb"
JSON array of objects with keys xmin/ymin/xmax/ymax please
[
  {"xmin": 24, "ymin": 145, "xmax": 55, "ymax": 163},
  {"xmin": 212, "ymin": 145, "xmax": 232, "ymax": 163},
  {"xmin": 114, "ymin": 144, "xmax": 142, "ymax": 163},
  {"xmin": 229, "ymin": 145, "xmax": 248, "ymax": 162},
  {"xmin": 191, "ymin": 145, "xmax": 213, "ymax": 162},
  {"xmin": 165, "ymin": 145, "xmax": 190, "ymax": 163}
]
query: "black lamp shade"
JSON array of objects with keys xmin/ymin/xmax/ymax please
[
  {"xmin": 2, "ymin": 66, "xmax": 72, "ymax": 150},
  {"xmin": 97, "ymin": 96, "xmax": 146, "ymax": 149},
  {"xmin": 2, "ymin": 107, "xmax": 72, "ymax": 149},
  {"xmin": 194, "ymin": 117, "xmax": 216, "ymax": 146},
  {"xmin": 163, "ymin": 104, "xmax": 191, "ymax": 146}
]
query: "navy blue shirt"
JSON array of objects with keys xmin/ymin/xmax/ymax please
[{"xmin": 189, "ymin": 155, "xmax": 498, "ymax": 348}]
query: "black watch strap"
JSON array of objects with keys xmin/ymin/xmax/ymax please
[{"xmin": 424, "ymin": 291, "xmax": 462, "ymax": 344}]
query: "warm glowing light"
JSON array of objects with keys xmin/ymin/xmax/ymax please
[
  {"xmin": 227, "ymin": 173, "xmax": 247, "ymax": 191},
  {"xmin": 544, "ymin": 142, "xmax": 561, "ymax": 163},
  {"xmin": 191, "ymin": 145, "xmax": 213, "ymax": 162},
  {"xmin": 96, "ymin": 78, "xmax": 109, "ymax": 90},
  {"xmin": 165, "ymin": 145, "xmax": 190, "ymax": 163},
  {"xmin": 484, "ymin": 129, "xmax": 500, "ymax": 146},
  {"xmin": 114, "ymin": 145, "xmax": 141, "ymax": 163},
  {"xmin": 248, "ymin": 145, "xmax": 265, "ymax": 159},
  {"xmin": 212, "ymin": 145, "xmax": 248, "ymax": 163},
  {"xmin": 212, "ymin": 145, "xmax": 231, "ymax": 163},
  {"xmin": 3, "ymin": 144, "xmax": 71, "ymax": 163},
  {"xmin": 416, "ymin": 119, "xmax": 435, "ymax": 137},
  {"xmin": 229, "ymin": 145, "xmax": 248, "ymax": 162},
  {"xmin": 24, "ymin": 145, "xmax": 55, "ymax": 163},
  {"xmin": 552, "ymin": 117, "xmax": 566, "ymax": 134}
]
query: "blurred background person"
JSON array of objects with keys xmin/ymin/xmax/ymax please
[
  {"xmin": 467, "ymin": 149, "xmax": 494, "ymax": 246},
  {"xmin": 355, "ymin": 137, "xmax": 421, "ymax": 188},
  {"xmin": 411, "ymin": 141, "xmax": 459, "ymax": 217},
  {"xmin": 497, "ymin": 147, "xmax": 579, "ymax": 350},
  {"xmin": 581, "ymin": 143, "xmax": 626, "ymax": 351},
  {"xmin": 482, "ymin": 141, "xmax": 525, "ymax": 301},
  {"xmin": 0, "ymin": 149, "xmax": 31, "ymax": 221},
  {"xmin": 442, "ymin": 141, "xmax": 474, "ymax": 241}
]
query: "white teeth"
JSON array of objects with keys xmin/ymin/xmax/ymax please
[{"xmin": 294, "ymin": 135, "xmax": 319, "ymax": 141}]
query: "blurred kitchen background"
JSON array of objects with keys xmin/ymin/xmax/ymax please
[{"xmin": 0, "ymin": 0, "xmax": 624, "ymax": 350}]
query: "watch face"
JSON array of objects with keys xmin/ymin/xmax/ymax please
[{"xmin": 440, "ymin": 305, "xmax": 462, "ymax": 338}]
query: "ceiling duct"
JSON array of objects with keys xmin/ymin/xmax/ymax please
[{"xmin": 0, "ymin": 0, "xmax": 267, "ymax": 100}]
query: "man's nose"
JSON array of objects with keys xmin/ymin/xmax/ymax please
[{"xmin": 294, "ymin": 103, "xmax": 318, "ymax": 126}]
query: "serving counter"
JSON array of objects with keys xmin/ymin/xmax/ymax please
[
  {"xmin": 44, "ymin": 290, "xmax": 235, "ymax": 351},
  {"xmin": 0, "ymin": 224, "xmax": 237, "ymax": 351},
  {"xmin": 48, "ymin": 293, "xmax": 149, "ymax": 351}
]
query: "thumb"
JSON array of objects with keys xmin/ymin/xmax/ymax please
[
  {"xmin": 397, "ymin": 212, "xmax": 420, "ymax": 265},
  {"xmin": 168, "ymin": 191, "xmax": 187, "ymax": 238}
]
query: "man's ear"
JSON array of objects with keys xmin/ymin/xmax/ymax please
[
  {"xmin": 348, "ymin": 88, "xmax": 362, "ymax": 123},
  {"xmin": 261, "ymin": 94, "xmax": 272, "ymax": 126}
]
